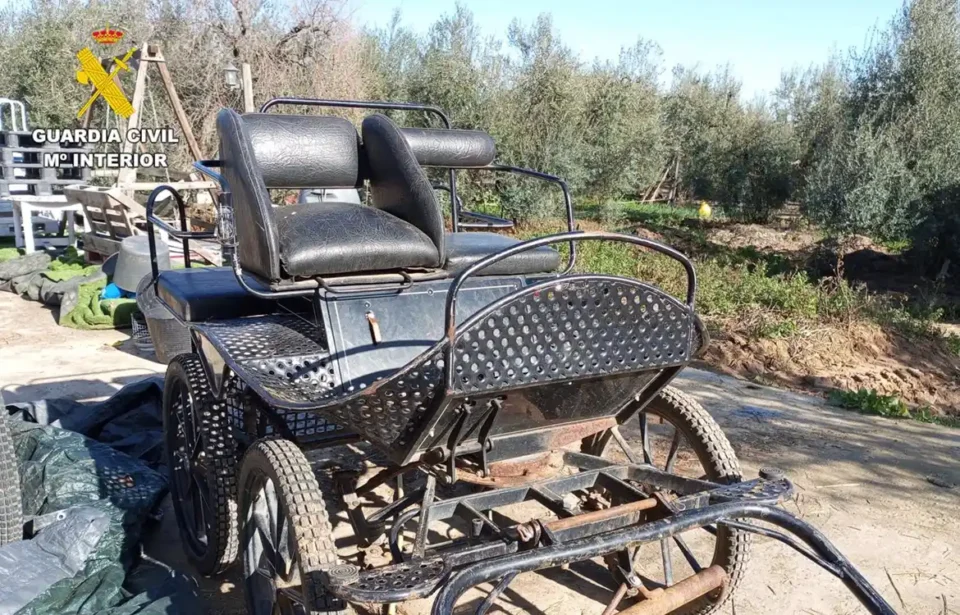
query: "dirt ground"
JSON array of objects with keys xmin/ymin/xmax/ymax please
[
  {"xmin": 1, "ymin": 292, "xmax": 958, "ymax": 614},
  {"xmin": 697, "ymin": 222, "xmax": 960, "ymax": 416},
  {"xmin": 704, "ymin": 320, "xmax": 960, "ymax": 414}
]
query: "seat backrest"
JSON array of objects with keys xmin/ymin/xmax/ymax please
[
  {"xmin": 216, "ymin": 109, "xmax": 361, "ymax": 281},
  {"xmin": 400, "ymin": 127, "xmax": 496, "ymax": 167},
  {"xmin": 361, "ymin": 114, "xmax": 446, "ymax": 263}
]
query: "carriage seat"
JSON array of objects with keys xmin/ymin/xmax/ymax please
[
  {"xmin": 218, "ymin": 110, "xmax": 559, "ymax": 282},
  {"xmin": 444, "ymin": 231, "xmax": 561, "ymax": 275},
  {"xmin": 276, "ymin": 202, "xmax": 438, "ymax": 277},
  {"xmin": 155, "ymin": 267, "xmax": 278, "ymax": 322},
  {"xmin": 361, "ymin": 114, "xmax": 561, "ymax": 276},
  {"xmin": 220, "ymin": 110, "xmax": 443, "ymax": 282}
]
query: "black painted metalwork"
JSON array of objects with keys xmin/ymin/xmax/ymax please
[
  {"xmin": 429, "ymin": 501, "xmax": 897, "ymax": 615},
  {"xmin": 145, "ymin": 184, "xmax": 216, "ymax": 280},
  {"xmin": 430, "ymin": 182, "xmax": 514, "ymax": 230},
  {"xmin": 471, "ymin": 164, "xmax": 578, "ymax": 270},
  {"xmin": 149, "ymin": 96, "xmax": 897, "ymax": 615}
]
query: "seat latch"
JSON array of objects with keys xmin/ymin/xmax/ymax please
[{"xmin": 365, "ymin": 311, "xmax": 382, "ymax": 344}]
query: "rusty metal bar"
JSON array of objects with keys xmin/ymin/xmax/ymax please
[
  {"xmin": 617, "ymin": 565, "xmax": 726, "ymax": 615},
  {"xmin": 601, "ymin": 583, "xmax": 630, "ymax": 615},
  {"xmin": 544, "ymin": 498, "xmax": 658, "ymax": 533}
]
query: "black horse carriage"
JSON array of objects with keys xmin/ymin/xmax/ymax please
[{"xmin": 145, "ymin": 98, "xmax": 896, "ymax": 614}]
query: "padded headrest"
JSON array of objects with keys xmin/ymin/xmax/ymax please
[
  {"xmin": 400, "ymin": 127, "xmax": 496, "ymax": 167},
  {"xmin": 240, "ymin": 113, "xmax": 361, "ymax": 188}
]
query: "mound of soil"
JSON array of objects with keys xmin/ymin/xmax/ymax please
[
  {"xmin": 703, "ymin": 322, "xmax": 960, "ymax": 415},
  {"xmin": 706, "ymin": 223, "xmax": 820, "ymax": 255}
]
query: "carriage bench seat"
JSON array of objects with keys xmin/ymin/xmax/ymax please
[
  {"xmin": 276, "ymin": 202, "xmax": 440, "ymax": 278},
  {"xmin": 155, "ymin": 267, "xmax": 279, "ymax": 322},
  {"xmin": 444, "ymin": 231, "xmax": 560, "ymax": 275}
]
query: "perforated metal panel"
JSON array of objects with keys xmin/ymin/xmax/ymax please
[
  {"xmin": 355, "ymin": 557, "xmax": 446, "ymax": 592},
  {"xmin": 200, "ymin": 315, "xmax": 328, "ymax": 358},
  {"xmin": 221, "ymin": 369, "xmax": 344, "ymax": 443},
  {"xmin": 452, "ymin": 279, "xmax": 692, "ymax": 394},
  {"xmin": 323, "ymin": 356, "xmax": 446, "ymax": 450},
  {"xmin": 195, "ymin": 315, "xmax": 341, "ymax": 406},
  {"xmin": 193, "ymin": 278, "xmax": 695, "ymax": 462}
]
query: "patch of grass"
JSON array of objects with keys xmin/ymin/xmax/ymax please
[
  {"xmin": 757, "ymin": 318, "xmax": 800, "ymax": 339},
  {"xmin": 878, "ymin": 237, "xmax": 912, "ymax": 253},
  {"xmin": 870, "ymin": 300, "xmax": 943, "ymax": 340},
  {"xmin": 520, "ymin": 219, "xmax": 866, "ymax": 328},
  {"xmin": 830, "ymin": 388, "xmax": 912, "ymax": 418},
  {"xmin": 597, "ymin": 200, "xmax": 628, "ymax": 228},
  {"xmin": 830, "ymin": 388, "xmax": 960, "ymax": 427},
  {"xmin": 913, "ymin": 406, "xmax": 960, "ymax": 428},
  {"xmin": 946, "ymin": 333, "xmax": 960, "ymax": 357}
]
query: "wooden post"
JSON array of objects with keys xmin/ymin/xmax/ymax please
[
  {"xmin": 150, "ymin": 44, "xmax": 218, "ymax": 203},
  {"xmin": 668, "ymin": 156, "xmax": 680, "ymax": 204},
  {"xmin": 113, "ymin": 43, "xmax": 217, "ymax": 204},
  {"xmin": 646, "ymin": 158, "xmax": 671, "ymax": 204},
  {"xmin": 153, "ymin": 51, "xmax": 204, "ymax": 163},
  {"xmin": 116, "ymin": 44, "xmax": 149, "ymax": 189},
  {"xmin": 241, "ymin": 63, "xmax": 254, "ymax": 113}
]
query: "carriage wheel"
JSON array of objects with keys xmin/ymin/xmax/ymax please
[
  {"xmin": 163, "ymin": 354, "xmax": 239, "ymax": 575},
  {"xmin": 239, "ymin": 437, "xmax": 350, "ymax": 615},
  {"xmin": 582, "ymin": 385, "xmax": 750, "ymax": 615},
  {"xmin": 0, "ymin": 412, "xmax": 23, "ymax": 546}
]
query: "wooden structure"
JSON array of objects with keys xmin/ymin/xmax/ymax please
[
  {"xmin": 78, "ymin": 43, "xmax": 216, "ymax": 201},
  {"xmin": 639, "ymin": 154, "xmax": 682, "ymax": 204},
  {"xmin": 64, "ymin": 185, "xmax": 144, "ymax": 261},
  {"xmin": 73, "ymin": 43, "xmax": 219, "ymax": 264}
]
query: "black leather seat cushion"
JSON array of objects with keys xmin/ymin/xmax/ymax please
[
  {"xmin": 156, "ymin": 267, "xmax": 277, "ymax": 322},
  {"xmin": 445, "ymin": 232, "xmax": 561, "ymax": 276},
  {"xmin": 275, "ymin": 202, "xmax": 440, "ymax": 277}
]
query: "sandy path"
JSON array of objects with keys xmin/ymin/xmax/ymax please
[{"xmin": 1, "ymin": 292, "xmax": 956, "ymax": 614}]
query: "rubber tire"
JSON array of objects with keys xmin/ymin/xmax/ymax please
[
  {"xmin": 584, "ymin": 385, "xmax": 750, "ymax": 615},
  {"xmin": 0, "ymin": 413, "xmax": 23, "ymax": 546},
  {"xmin": 239, "ymin": 438, "xmax": 350, "ymax": 615},
  {"xmin": 163, "ymin": 353, "xmax": 239, "ymax": 576}
]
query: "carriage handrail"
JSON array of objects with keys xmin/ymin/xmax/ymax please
[
  {"xmin": 145, "ymin": 184, "xmax": 217, "ymax": 279},
  {"xmin": 258, "ymin": 97, "xmax": 452, "ymax": 127},
  {"xmin": 192, "ymin": 159, "xmax": 228, "ymax": 192},
  {"xmin": 444, "ymin": 231, "xmax": 698, "ymax": 353}
]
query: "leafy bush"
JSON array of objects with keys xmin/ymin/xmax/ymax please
[
  {"xmin": 830, "ymin": 387, "xmax": 960, "ymax": 427},
  {"xmin": 803, "ymin": 0, "xmax": 960, "ymax": 272},
  {"xmin": 597, "ymin": 200, "xmax": 627, "ymax": 227},
  {"xmin": 4, "ymin": 0, "xmax": 960, "ymax": 279},
  {"xmin": 830, "ymin": 388, "xmax": 912, "ymax": 418}
]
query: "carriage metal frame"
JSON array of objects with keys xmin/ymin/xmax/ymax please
[{"xmin": 145, "ymin": 97, "xmax": 896, "ymax": 615}]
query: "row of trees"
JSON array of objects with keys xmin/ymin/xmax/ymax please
[{"xmin": 1, "ymin": 0, "xmax": 958, "ymax": 272}]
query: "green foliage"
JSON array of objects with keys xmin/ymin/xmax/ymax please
[
  {"xmin": 579, "ymin": 41, "xmax": 664, "ymax": 198},
  {"xmin": 913, "ymin": 406, "xmax": 960, "ymax": 428},
  {"xmin": 803, "ymin": 0, "xmax": 960, "ymax": 272},
  {"xmin": 830, "ymin": 388, "xmax": 960, "ymax": 427},
  {"xmin": 597, "ymin": 200, "xmax": 628, "ymax": 228},
  {"xmin": 757, "ymin": 318, "xmax": 799, "ymax": 339},
  {"xmin": 946, "ymin": 333, "xmax": 960, "ymax": 356},
  {"xmin": 663, "ymin": 68, "xmax": 797, "ymax": 222},
  {"xmin": 830, "ymin": 388, "xmax": 912, "ymax": 418},
  {"xmin": 519, "ymin": 217, "xmax": 867, "ymax": 329}
]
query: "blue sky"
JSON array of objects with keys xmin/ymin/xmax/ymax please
[{"xmin": 350, "ymin": 0, "xmax": 905, "ymax": 97}]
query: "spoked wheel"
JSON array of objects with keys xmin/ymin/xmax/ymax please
[
  {"xmin": 239, "ymin": 438, "xmax": 350, "ymax": 615},
  {"xmin": 582, "ymin": 385, "xmax": 750, "ymax": 615},
  {"xmin": 163, "ymin": 354, "xmax": 239, "ymax": 575}
]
